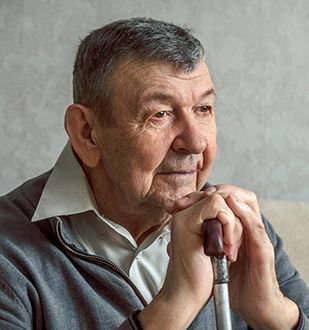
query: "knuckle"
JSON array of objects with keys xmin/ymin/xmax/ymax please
[
  {"xmin": 228, "ymin": 215, "xmax": 237, "ymax": 228},
  {"xmin": 208, "ymin": 192, "xmax": 224, "ymax": 205},
  {"xmin": 215, "ymin": 184, "xmax": 229, "ymax": 192},
  {"xmin": 253, "ymin": 226, "xmax": 270, "ymax": 245},
  {"xmin": 256, "ymin": 220, "xmax": 266, "ymax": 231},
  {"xmin": 247, "ymin": 190, "xmax": 257, "ymax": 202},
  {"xmin": 217, "ymin": 209, "xmax": 235, "ymax": 226}
]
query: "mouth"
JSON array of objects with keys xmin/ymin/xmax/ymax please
[{"xmin": 159, "ymin": 170, "xmax": 197, "ymax": 176}]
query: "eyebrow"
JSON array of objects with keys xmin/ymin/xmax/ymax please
[
  {"xmin": 201, "ymin": 88, "xmax": 216, "ymax": 98},
  {"xmin": 141, "ymin": 87, "xmax": 216, "ymax": 104}
]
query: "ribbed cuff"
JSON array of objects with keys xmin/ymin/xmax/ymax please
[
  {"xmin": 128, "ymin": 310, "xmax": 143, "ymax": 330},
  {"xmin": 295, "ymin": 308, "xmax": 307, "ymax": 330}
]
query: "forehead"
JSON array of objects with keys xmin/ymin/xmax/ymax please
[{"xmin": 111, "ymin": 59, "xmax": 215, "ymax": 106}]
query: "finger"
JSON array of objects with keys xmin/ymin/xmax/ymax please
[
  {"xmin": 226, "ymin": 195, "xmax": 273, "ymax": 259},
  {"xmin": 165, "ymin": 186, "xmax": 216, "ymax": 214},
  {"xmin": 200, "ymin": 194, "xmax": 239, "ymax": 261},
  {"xmin": 226, "ymin": 194, "xmax": 263, "ymax": 230},
  {"xmin": 170, "ymin": 192, "xmax": 239, "ymax": 262},
  {"xmin": 166, "ymin": 242, "xmax": 172, "ymax": 258},
  {"xmin": 223, "ymin": 216, "xmax": 243, "ymax": 262},
  {"xmin": 216, "ymin": 209, "xmax": 237, "ymax": 249},
  {"xmin": 215, "ymin": 211, "xmax": 242, "ymax": 262},
  {"xmin": 215, "ymin": 184, "xmax": 260, "ymax": 215}
]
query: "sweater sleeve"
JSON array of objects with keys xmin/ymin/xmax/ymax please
[
  {"xmin": 118, "ymin": 314, "xmax": 141, "ymax": 330},
  {"xmin": 119, "ymin": 216, "xmax": 309, "ymax": 330},
  {"xmin": 0, "ymin": 272, "xmax": 32, "ymax": 329},
  {"xmin": 262, "ymin": 215, "xmax": 309, "ymax": 328}
]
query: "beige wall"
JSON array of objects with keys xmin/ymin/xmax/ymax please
[
  {"xmin": 0, "ymin": 0, "xmax": 308, "ymax": 202},
  {"xmin": 0, "ymin": 0, "xmax": 308, "ymax": 293},
  {"xmin": 260, "ymin": 199, "xmax": 309, "ymax": 284}
]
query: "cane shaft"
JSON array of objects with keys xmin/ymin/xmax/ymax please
[
  {"xmin": 203, "ymin": 220, "xmax": 232, "ymax": 330},
  {"xmin": 211, "ymin": 256, "xmax": 232, "ymax": 330}
]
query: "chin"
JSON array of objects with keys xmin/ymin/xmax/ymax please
[{"xmin": 157, "ymin": 187, "xmax": 195, "ymax": 208}]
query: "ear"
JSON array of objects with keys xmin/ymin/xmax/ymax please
[{"xmin": 64, "ymin": 104, "xmax": 101, "ymax": 167}]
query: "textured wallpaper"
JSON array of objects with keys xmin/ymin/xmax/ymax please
[{"xmin": 0, "ymin": 0, "xmax": 308, "ymax": 201}]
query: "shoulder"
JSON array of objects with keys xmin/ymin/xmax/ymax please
[
  {"xmin": 0, "ymin": 171, "xmax": 54, "ymax": 251},
  {"xmin": 0, "ymin": 171, "xmax": 51, "ymax": 221}
]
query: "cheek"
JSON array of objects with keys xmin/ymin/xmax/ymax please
[
  {"xmin": 204, "ymin": 127, "xmax": 217, "ymax": 166},
  {"xmin": 206, "ymin": 136, "xmax": 217, "ymax": 159},
  {"xmin": 107, "ymin": 128, "xmax": 171, "ymax": 179},
  {"xmin": 207, "ymin": 124, "xmax": 217, "ymax": 159},
  {"xmin": 118, "ymin": 136, "xmax": 172, "ymax": 198},
  {"xmin": 197, "ymin": 127, "xmax": 217, "ymax": 187},
  {"xmin": 131, "ymin": 135, "xmax": 171, "ymax": 174},
  {"xmin": 199, "ymin": 120, "xmax": 217, "ymax": 157}
]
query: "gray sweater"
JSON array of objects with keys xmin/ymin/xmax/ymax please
[{"xmin": 0, "ymin": 171, "xmax": 308, "ymax": 329}]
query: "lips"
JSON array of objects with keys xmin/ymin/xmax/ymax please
[
  {"xmin": 158, "ymin": 156, "xmax": 203, "ymax": 176},
  {"xmin": 159, "ymin": 170, "xmax": 197, "ymax": 175}
]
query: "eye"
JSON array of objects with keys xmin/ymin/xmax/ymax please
[
  {"xmin": 154, "ymin": 111, "xmax": 167, "ymax": 118},
  {"xmin": 148, "ymin": 110, "xmax": 173, "ymax": 127},
  {"xmin": 197, "ymin": 105, "xmax": 212, "ymax": 113}
]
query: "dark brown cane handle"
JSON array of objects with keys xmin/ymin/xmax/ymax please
[{"xmin": 202, "ymin": 219, "xmax": 224, "ymax": 257}]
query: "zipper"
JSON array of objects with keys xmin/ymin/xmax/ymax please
[{"xmin": 54, "ymin": 217, "xmax": 147, "ymax": 307}]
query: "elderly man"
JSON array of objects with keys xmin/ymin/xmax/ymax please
[{"xmin": 0, "ymin": 18, "xmax": 308, "ymax": 329}]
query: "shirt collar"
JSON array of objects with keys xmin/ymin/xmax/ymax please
[{"xmin": 31, "ymin": 141, "xmax": 99, "ymax": 222}]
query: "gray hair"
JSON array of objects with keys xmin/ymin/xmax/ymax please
[{"xmin": 73, "ymin": 17, "xmax": 205, "ymax": 123}]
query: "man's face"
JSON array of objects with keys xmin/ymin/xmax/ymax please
[{"xmin": 93, "ymin": 59, "xmax": 217, "ymax": 211}]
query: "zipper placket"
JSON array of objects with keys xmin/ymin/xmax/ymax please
[{"xmin": 54, "ymin": 217, "xmax": 147, "ymax": 307}]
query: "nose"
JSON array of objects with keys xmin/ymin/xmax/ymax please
[{"xmin": 171, "ymin": 117, "xmax": 207, "ymax": 154}]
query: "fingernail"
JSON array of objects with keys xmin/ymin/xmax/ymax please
[
  {"xmin": 229, "ymin": 253, "xmax": 237, "ymax": 263},
  {"xmin": 232, "ymin": 251, "xmax": 238, "ymax": 262}
]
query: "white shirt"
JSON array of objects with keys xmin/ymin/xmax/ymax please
[{"xmin": 32, "ymin": 142, "xmax": 170, "ymax": 303}]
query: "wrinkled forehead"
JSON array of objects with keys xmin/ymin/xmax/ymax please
[
  {"xmin": 112, "ymin": 57, "xmax": 212, "ymax": 82},
  {"xmin": 109, "ymin": 58, "xmax": 215, "ymax": 106}
]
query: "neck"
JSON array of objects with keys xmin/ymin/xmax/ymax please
[
  {"xmin": 108, "ymin": 210, "xmax": 171, "ymax": 245},
  {"xmin": 100, "ymin": 201, "xmax": 171, "ymax": 245}
]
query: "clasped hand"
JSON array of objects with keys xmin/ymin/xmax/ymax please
[
  {"xmin": 139, "ymin": 185, "xmax": 299, "ymax": 329},
  {"xmin": 164, "ymin": 185, "xmax": 298, "ymax": 329}
]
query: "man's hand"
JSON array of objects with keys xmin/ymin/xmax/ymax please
[
  {"xmin": 138, "ymin": 185, "xmax": 299, "ymax": 329},
  {"xmin": 214, "ymin": 185, "xmax": 300, "ymax": 330},
  {"xmin": 138, "ymin": 187, "xmax": 242, "ymax": 329}
]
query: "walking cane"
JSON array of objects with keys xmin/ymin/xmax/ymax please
[{"xmin": 203, "ymin": 219, "xmax": 232, "ymax": 330}]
